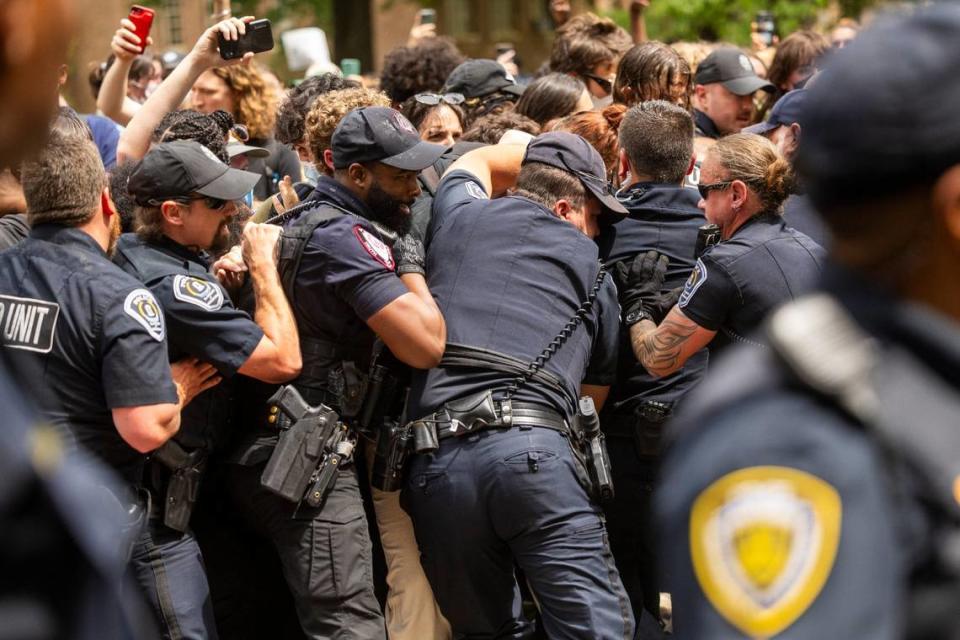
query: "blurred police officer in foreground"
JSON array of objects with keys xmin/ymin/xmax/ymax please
[
  {"xmin": 657, "ymin": 5, "xmax": 960, "ymax": 638},
  {"xmin": 224, "ymin": 106, "xmax": 446, "ymax": 639},
  {"xmin": 403, "ymin": 131, "xmax": 634, "ymax": 638},
  {"xmin": 596, "ymin": 100, "xmax": 706, "ymax": 635},
  {"xmin": 113, "ymin": 140, "xmax": 301, "ymax": 639}
]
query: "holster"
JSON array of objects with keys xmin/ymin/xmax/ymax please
[
  {"xmin": 605, "ymin": 401, "xmax": 673, "ymax": 458},
  {"xmin": 328, "ymin": 361, "xmax": 369, "ymax": 419},
  {"xmin": 152, "ymin": 440, "xmax": 206, "ymax": 533}
]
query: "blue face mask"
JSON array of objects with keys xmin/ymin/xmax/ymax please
[
  {"xmin": 243, "ymin": 190, "xmax": 254, "ymax": 207},
  {"xmin": 302, "ymin": 161, "xmax": 321, "ymax": 186}
]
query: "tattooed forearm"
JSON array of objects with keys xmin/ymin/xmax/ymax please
[{"xmin": 629, "ymin": 317, "xmax": 698, "ymax": 378}]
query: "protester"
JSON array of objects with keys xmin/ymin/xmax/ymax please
[
  {"xmin": 830, "ymin": 18, "xmax": 859, "ymax": 49},
  {"xmin": 442, "ymin": 59, "xmax": 525, "ymax": 128},
  {"xmin": 763, "ymin": 30, "xmax": 829, "ymax": 111},
  {"xmin": 460, "ymin": 109, "xmax": 540, "ymax": 145},
  {"xmin": 549, "ymin": 13, "xmax": 633, "ymax": 107},
  {"xmin": 399, "ymin": 92, "xmax": 466, "ymax": 147},
  {"xmin": 275, "ymin": 72, "xmax": 355, "ymax": 164},
  {"xmin": 380, "ymin": 37, "xmax": 466, "ymax": 107},
  {"xmin": 304, "ymin": 87, "xmax": 392, "ymax": 177},
  {"xmin": 613, "ymin": 41, "xmax": 693, "ymax": 110},
  {"xmin": 515, "ymin": 73, "xmax": 592, "ymax": 127},
  {"xmin": 96, "ymin": 16, "xmax": 162, "ymax": 125},
  {"xmin": 548, "ymin": 104, "xmax": 625, "ymax": 182}
]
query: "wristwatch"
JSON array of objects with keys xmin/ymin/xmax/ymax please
[{"xmin": 624, "ymin": 308, "xmax": 652, "ymax": 327}]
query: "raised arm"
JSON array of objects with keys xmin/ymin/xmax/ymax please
[
  {"xmin": 97, "ymin": 18, "xmax": 149, "ymax": 125},
  {"xmin": 444, "ymin": 139, "xmax": 530, "ymax": 196},
  {"xmin": 117, "ymin": 16, "xmax": 255, "ymax": 163}
]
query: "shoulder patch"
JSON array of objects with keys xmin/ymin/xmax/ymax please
[
  {"xmin": 465, "ymin": 180, "xmax": 489, "ymax": 200},
  {"xmin": 352, "ymin": 225, "xmax": 396, "ymax": 270},
  {"xmin": 679, "ymin": 258, "xmax": 708, "ymax": 308},
  {"xmin": 124, "ymin": 289, "xmax": 165, "ymax": 342},
  {"xmin": 172, "ymin": 275, "xmax": 224, "ymax": 311},
  {"xmin": 689, "ymin": 466, "xmax": 842, "ymax": 638},
  {"xmin": 0, "ymin": 294, "xmax": 60, "ymax": 353}
]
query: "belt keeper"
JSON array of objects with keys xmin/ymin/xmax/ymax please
[{"xmin": 500, "ymin": 400, "xmax": 512, "ymax": 428}]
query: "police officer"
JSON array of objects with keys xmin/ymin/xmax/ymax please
[
  {"xmin": 225, "ymin": 106, "xmax": 447, "ymax": 639},
  {"xmin": 403, "ymin": 131, "xmax": 634, "ymax": 638},
  {"xmin": 619, "ymin": 132, "xmax": 825, "ymax": 379},
  {"xmin": 656, "ymin": 6, "xmax": 960, "ymax": 638},
  {"xmin": 596, "ymin": 100, "xmax": 706, "ymax": 636},
  {"xmin": 114, "ymin": 140, "xmax": 302, "ymax": 639}
]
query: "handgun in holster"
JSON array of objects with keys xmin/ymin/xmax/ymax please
[
  {"xmin": 261, "ymin": 385, "xmax": 340, "ymax": 503},
  {"xmin": 576, "ymin": 396, "xmax": 615, "ymax": 503},
  {"xmin": 153, "ymin": 439, "xmax": 206, "ymax": 533}
]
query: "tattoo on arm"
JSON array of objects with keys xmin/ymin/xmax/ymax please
[{"xmin": 630, "ymin": 317, "xmax": 698, "ymax": 377}]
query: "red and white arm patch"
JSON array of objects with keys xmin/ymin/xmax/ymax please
[{"xmin": 352, "ymin": 224, "xmax": 396, "ymax": 270}]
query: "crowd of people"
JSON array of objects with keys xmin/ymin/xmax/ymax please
[{"xmin": 2, "ymin": 1, "xmax": 960, "ymax": 639}]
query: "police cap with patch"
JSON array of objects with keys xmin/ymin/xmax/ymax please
[
  {"xmin": 695, "ymin": 48, "xmax": 774, "ymax": 96},
  {"xmin": 523, "ymin": 131, "xmax": 628, "ymax": 216},
  {"xmin": 744, "ymin": 88, "xmax": 809, "ymax": 136},
  {"xmin": 442, "ymin": 59, "xmax": 525, "ymax": 100},
  {"xmin": 331, "ymin": 106, "xmax": 447, "ymax": 171},
  {"xmin": 797, "ymin": 4, "xmax": 960, "ymax": 210},
  {"xmin": 127, "ymin": 140, "xmax": 261, "ymax": 206}
]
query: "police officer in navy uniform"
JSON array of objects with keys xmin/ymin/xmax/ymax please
[
  {"xmin": 618, "ymin": 132, "xmax": 825, "ymax": 381},
  {"xmin": 656, "ymin": 6, "xmax": 960, "ymax": 638},
  {"xmin": 403, "ymin": 131, "xmax": 634, "ymax": 638},
  {"xmin": 595, "ymin": 100, "xmax": 707, "ymax": 636},
  {"xmin": 225, "ymin": 106, "xmax": 446, "ymax": 639},
  {"xmin": 114, "ymin": 140, "xmax": 302, "ymax": 639}
]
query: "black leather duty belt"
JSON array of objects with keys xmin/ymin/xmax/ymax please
[{"xmin": 419, "ymin": 400, "xmax": 568, "ymax": 442}]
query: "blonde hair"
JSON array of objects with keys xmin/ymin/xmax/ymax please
[
  {"xmin": 305, "ymin": 87, "xmax": 390, "ymax": 167},
  {"xmin": 212, "ymin": 65, "xmax": 277, "ymax": 140},
  {"xmin": 710, "ymin": 133, "xmax": 794, "ymax": 213}
]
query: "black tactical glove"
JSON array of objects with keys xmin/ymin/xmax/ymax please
[
  {"xmin": 652, "ymin": 286, "xmax": 682, "ymax": 324},
  {"xmin": 613, "ymin": 250, "xmax": 669, "ymax": 327},
  {"xmin": 394, "ymin": 233, "xmax": 426, "ymax": 277}
]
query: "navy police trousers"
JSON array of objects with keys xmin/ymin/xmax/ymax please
[{"xmin": 404, "ymin": 426, "xmax": 635, "ymax": 639}]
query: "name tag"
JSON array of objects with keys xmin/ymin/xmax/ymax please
[{"xmin": 0, "ymin": 294, "xmax": 60, "ymax": 353}]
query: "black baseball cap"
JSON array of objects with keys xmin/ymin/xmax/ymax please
[
  {"xmin": 442, "ymin": 59, "xmax": 525, "ymax": 100},
  {"xmin": 744, "ymin": 89, "xmax": 809, "ymax": 136},
  {"xmin": 331, "ymin": 107, "xmax": 447, "ymax": 171},
  {"xmin": 797, "ymin": 4, "xmax": 960, "ymax": 210},
  {"xmin": 523, "ymin": 132, "xmax": 628, "ymax": 216},
  {"xmin": 695, "ymin": 48, "xmax": 774, "ymax": 96},
  {"xmin": 127, "ymin": 140, "xmax": 260, "ymax": 206}
]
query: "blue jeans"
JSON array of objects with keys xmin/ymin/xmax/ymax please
[{"xmin": 403, "ymin": 426, "xmax": 635, "ymax": 639}]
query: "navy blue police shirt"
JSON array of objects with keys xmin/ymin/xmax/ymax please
[
  {"xmin": 407, "ymin": 169, "xmax": 620, "ymax": 422},
  {"xmin": 232, "ymin": 175, "xmax": 409, "ymax": 463},
  {"xmin": 597, "ymin": 182, "xmax": 709, "ymax": 414},
  {"xmin": 114, "ymin": 233, "xmax": 264, "ymax": 451},
  {"xmin": 0, "ymin": 224, "xmax": 177, "ymax": 484},
  {"xmin": 678, "ymin": 213, "xmax": 826, "ymax": 353}
]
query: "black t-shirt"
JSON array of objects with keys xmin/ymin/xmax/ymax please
[
  {"xmin": 597, "ymin": 183, "xmax": 709, "ymax": 414},
  {"xmin": 246, "ymin": 137, "xmax": 303, "ymax": 202},
  {"xmin": 114, "ymin": 234, "xmax": 264, "ymax": 450},
  {"xmin": 408, "ymin": 170, "xmax": 620, "ymax": 422},
  {"xmin": 678, "ymin": 213, "xmax": 827, "ymax": 352},
  {"xmin": 0, "ymin": 224, "xmax": 177, "ymax": 483}
]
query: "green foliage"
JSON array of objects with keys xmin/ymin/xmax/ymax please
[{"xmin": 607, "ymin": 0, "xmax": 838, "ymax": 45}]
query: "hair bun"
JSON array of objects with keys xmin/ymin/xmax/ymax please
[
  {"xmin": 601, "ymin": 103, "xmax": 627, "ymax": 131},
  {"xmin": 764, "ymin": 156, "xmax": 796, "ymax": 203}
]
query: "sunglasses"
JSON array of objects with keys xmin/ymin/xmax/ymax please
[
  {"xmin": 581, "ymin": 73, "xmax": 614, "ymax": 94},
  {"xmin": 174, "ymin": 195, "xmax": 230, "ymax": 211},
  {"xmin": 414, "ymin": 92, "xmax": 466, "ymax": 106},
  {"xmin": 697, "ymin": 181, "xmax": 733, "ymax": 199}
]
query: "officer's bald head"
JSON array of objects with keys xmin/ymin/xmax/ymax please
[{"xmin": 22, "ymin": 129, "xmax": 106, "ymax": 228}]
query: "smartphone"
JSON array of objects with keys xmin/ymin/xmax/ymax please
[
  {"xmin": 340, "ymin": 58, "xmax": 362, "ymax": 77},
  {"xmin": 218, "ymin": 18, "xmax": 274, "ymax": 60},
  {"xmin": 128, "ymin": 5, "xmax": 155, "ymax": 55},
  {"xmin": 755, "ymin": 11, "xmax": 777, "ymax": 47},
  {"xmin": 418, "ymin": 8, "xmax": 437, "ymax": 25}
]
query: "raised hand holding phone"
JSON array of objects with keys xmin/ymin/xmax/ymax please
[
  {"xmin": 127, "ymin": 5, "xmax": 154, "ymax": 54},
  {"xmin": 191, "ymin": 16, "xmax": 257, "ymax": 69},
  {"xmin": 113, "ymin": 17, "xmax": 152, "ymax": 61},
  {"xmin": 218, "ymin": 18, "xmax": 274, "ymax": 60}
]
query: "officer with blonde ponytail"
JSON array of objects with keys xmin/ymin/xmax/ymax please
[{"xmin": 615, "ymin": 132, "xmax": 825, "ymax": 378}]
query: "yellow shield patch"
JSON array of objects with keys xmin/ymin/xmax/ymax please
[{"xmin": 689, "ymin": 466, "xmax": 841, "ymax": 639}]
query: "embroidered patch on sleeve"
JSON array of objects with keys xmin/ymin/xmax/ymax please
[
  {"xmin": 679, "ymin": 258, "xmax": 708, "ymax": 308},
  {"xmin": 689, "ymin": 466, "xmax": 842, "ymax": 638},
  {"xmin": 353, "ymin": 225, "xmax": 396, "ymax": 270},
  {"xmin": 465, "ymin": 181, "xmax": 489, "ymax": 200},
  {"xmin": 173, "ymin": 275, "xmax": 224, "ymax": 311},
  {"xmin": 124, "ymin": 288, "xmax": 165, "ymax": 342},
  {"xmin": 0, "ymin": 294, "xmax": 59, "ymax": 353}
]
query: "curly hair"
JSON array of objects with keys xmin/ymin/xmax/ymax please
[
  {"xmin": 461, "ymin": 109, "xmax": 540, "ymax": 145},
  {"xmin": 380, "ymin": 37, "xmax": 465, "ymax": 104},
  {"xmin": 211, "ymin": 65, "xmax": 278, "ymax": 140},
  {"xmin": 305, "ymin": 87, "xmax": 391, "ymax": 170},
  {"xmin": 275, "ymin": 73, "xmax": 356, "ymax": 146},
  {"xmin": 152, "ymin": 109, "xmax": 233, "ymax": 163},
  {"xmin": 547, "ymin": 104, "xmax": 626, "ymax": 182}
]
